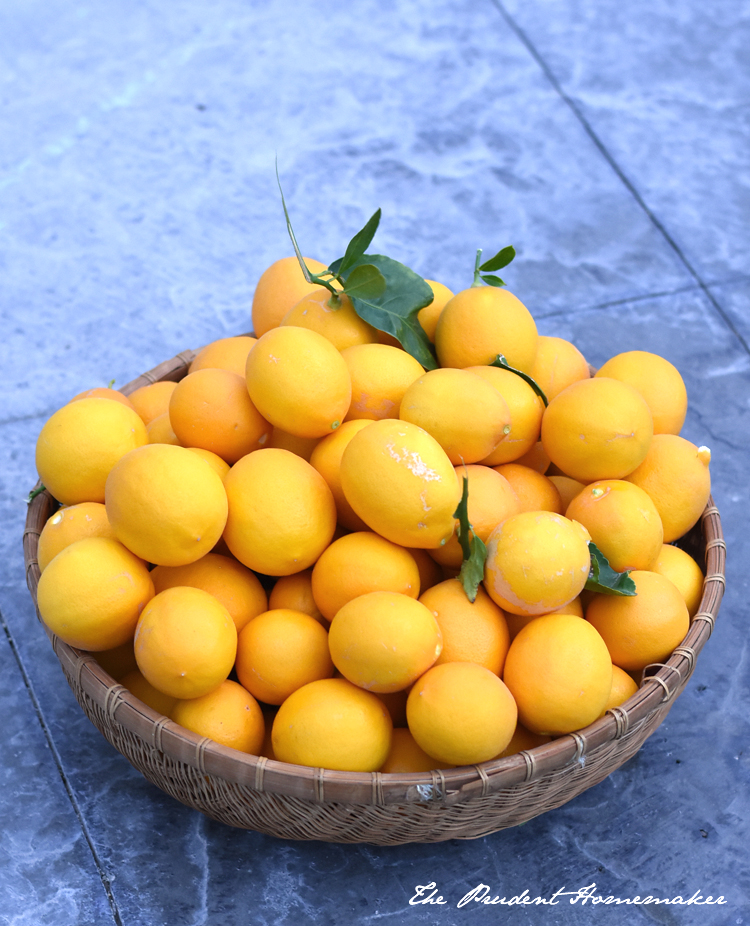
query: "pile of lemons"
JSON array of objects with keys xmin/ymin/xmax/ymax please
[{"xmin": 33, "ymin": 255, "xmax": 711, "ymax": 774}]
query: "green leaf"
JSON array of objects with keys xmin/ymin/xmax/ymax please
[
  {"xmin": 489, "ymin": 354, "xmax": 548, "ymax": 407},
  {"xmin": 453, "ymin": 475, "xmax": 488, "ymax": 603},
  {"xmin": 585, "ymin": 542, "xmax": 637, "ymax": 596},
  {"xmin": 335, "ymin": 209, "xmax": 382, "ymax": 279},
  {"xmin": 330, "ymin": 252, "xmax": 437, "ymax": 370},
  {"xmin": 479, "ymin": 245, "xmax": 516, "ymax": 273},
  {"xmin": 341, "ymin": 263, "xmax": 386, "ymax": 301},
  {"xmin": 480, "ymin": 273, "xmax": 507, "ymax": 288}
]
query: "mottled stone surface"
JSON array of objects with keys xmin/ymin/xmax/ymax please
[{"xmin": 1, "ymin": 0, "xmax": 748, "ymax": 923}]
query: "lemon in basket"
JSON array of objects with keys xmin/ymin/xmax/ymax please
[
  {"xmin": 328, "ymin": 591, "xmax": 442, "ymax": 694},
  {"xmin": 585, "ymin": 570, "xmax": 690, "ymax": 672},
  {"xmin": 271, "ymin": 677, "xmax": 392, "ymax": 772},
  {"xmin": 541, "ymin": 376, "xmax": 653, "ymax": 482},
  {"xmin": 223, "ymin": 447, "xmax": 336, "ymax": 575},
  {"xmin": 399, "ymin": 367, "xmax": 511, "ymax": 465},
  {"xmin": 105, "ymin": 443, "xmax": 228, "ymax": 567},
  {"xmin": 35, "ymin": 397, "xmax": 148, "ymax": 505},
  {"xmin": 37, "ymin": 501, "xmax": 116, "ymax": 572},
  {"xmin": 170, "ymin": 680, "xmax": 265, "ymax": 755},
  {"xmin": 134, "ymin": 586, "xmax": 237, "ymax": 700},
  {"xmin": 484, "ymin": 511, "xmax": 591, "ymax": 616},
  {"xmin": 339, "ymin": 418, "xmax": 460, "ymax": 549},
  {"xmin": 245, "ymin": 325, "xmax": 352, "ymax": 439},
  {"xmin": 503, "ymin": 614, "xmax": 613, "ymax": 736},
  {"xmin": 407, "ymin": 662, "xmax": 518, "ymax": 765},
  {"xmin": 37, "ymin": 536, "xmax": 154, "ymax": 651}
]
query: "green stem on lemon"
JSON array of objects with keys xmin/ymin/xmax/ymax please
[{"xmin": 471, "ymin": 248, "xmax": 484, "ymax": 287}]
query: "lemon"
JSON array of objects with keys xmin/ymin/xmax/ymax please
[{"xmin": 339, "ymin": 418, "xmax": 460, "ymax": 548}]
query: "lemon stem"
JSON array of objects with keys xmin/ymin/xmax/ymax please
[{"xmin": 471, "ymin": 248, "xmax": 484, "ymax": 287}]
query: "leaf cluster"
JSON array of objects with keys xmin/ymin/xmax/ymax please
[
  {"xmin": 277, "ymin": 168, "xmax": 436, "ymax": 369},
  {"xmin": 473, "ymin": 245, "xmax": 516, "ymax": 288}
]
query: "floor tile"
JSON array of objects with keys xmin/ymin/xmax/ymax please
[
  {"xmin": 498, "ymin": 0, "xmax": 750, "ymax": 285},
  {"xmin": 0, "ymin": 619, "xmax": 116, "ymax": 926}
]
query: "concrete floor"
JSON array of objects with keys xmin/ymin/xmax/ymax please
[{"xmin": 1, "ymin": 1, "xmax": 748, "ymax": 923}]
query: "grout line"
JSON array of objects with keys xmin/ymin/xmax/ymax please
[
  {"xmin": 489, "ymin": 0, "xmax": 750, "ymax": 357},
  {"xmin": 534, "ymin": 282, "xmax": 707, "ymax": 319},
  {"xmin": 0, "ymin": 609, "xmax": 124, "ymax": 926},
  {"xmin": 535, "ymin": 273, "xmax": 750, "ymax": 318}
]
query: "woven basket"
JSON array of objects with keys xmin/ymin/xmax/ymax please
[{"xmin": 22, "ymin": 347, "xmax": 726, "ymax": 845}]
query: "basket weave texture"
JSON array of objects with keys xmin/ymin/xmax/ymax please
[{"xmin": 22, "ymin": 347, "xmax": 726, "ymax": 845}]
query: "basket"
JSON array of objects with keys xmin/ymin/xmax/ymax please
[{"xmin": 22, "ymin": 347, "xmax": 726, "ymax": 845}]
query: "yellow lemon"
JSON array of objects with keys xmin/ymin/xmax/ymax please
[
  {"xmin": 268, "ymin": 570, "xmax": 326, "ymax": 625},
  {"xmin": 399, "ymin": 368, "xmax": 511, "ymax": 464},
  {"xmin": 235, "ymin": 609, "xmax": 334, "ymax": 705},
  {"xmin": 169, "ymin": 368, "xmax": 271, "ymax": 464},
  {"xmin": 37, "ymin": 502, "xmax": 116, "ymax": 572},
  {"xmin": 105, "ymin": 444, "xmax": 228, "ymax": 566},
  {"xmin": 341, "ymin": 343, "xmax": 425, "ymax": 421},
  {"xmin": 484, "ymin": 511, "xmax": 591, "ymax": 616},
  {"xmin": 37, "ymin": 537, "xmax": 154, "ymax": 651},
  {"xmin": 586, "ymin": 570, "xmax": 690, "ymax": 672},
  {"xmin": 503, "ymin": 614, "xmax": 612, "ymax": 735},
  {"xmin": 541, "ymin": 377, "xmax": 653, "ymax": 482},
  {"xmin": 280, "ymin": 290, "xmax": 378, "ymax": 350},
  {"xmin": 146, "ymin": 413, "xmax": 181, "ymax": 446},
  {"xmin": 150, "ymin": 552, "xmax": 267, "ymax": 634},
  {"xmin": 339, "ymin": 418, "xmax": 460, "ymax": 548},
  {"xmin": 245, "ymin": 325, "xmax": 352, "ymax": 438},
  {"xmin": 251, "ymin": 255, "xmax": 329, "ymax": 337},
  {"xmin": 379, "ymin": 728, "xmax": 454, "ymax": 772},
  {"xmin": 35, "ymin": 398, "xmax": 148, "ymax": 505},
  {"xmin": 468, "ymin": 366, "xmax": 546, "ymax": 465},
  {"xmin": 428, "ymin": 463, "xmax": 521, "ymax": 569},
  {"xmin": 309, "ymin": 419, "xmax": 374, "ymax": 531},
  {"xmin": 328, "ymin": 591, "xmax": 442, "ymax": 693},
  {"xmin": 417, "ymin": 280, "xmax": 455, "ymax": 342},
  {"xmin": 624, "ymin": 435, "xmax": 711, "ymax": 542},
  {"xmin": 223, "ymin": 448, "xmax": 336, "ymax": 575},
  {"xmin": 595, "ymin": 350, "xmax": 688, "ymax": 435},
  {"xmin": 189, "ymin": 336, "xmax": 258, "ymax": 378},
  {"xmin": 601, "ymin": 665, "xmax": 639, "ymax": 714},
  {"xmin": 435, "ymin": 286, "xmax": 538, "ymax": 373},
  {"xmin": 419, "ymin": 578, "xmax": 511, "ymax": 676},
  {"xmin": 271, "ymin": 677, "xmax": 392, "ymax": 772},
  {"xmin": 652, "ymin": 543, "xmax": 704, "ymax": 617},
  {"xmin": 529, "ymin": 335, "xmax": 590, "ymax": 402},
  {"xmin": 407, "ymin": 662, "xmax": 518, "ymax": 766},
  {"xmin": 127, "ymin": 381, "xmax": 177, "ymax": 426},
  {"xmin": 493, "ymin": 463, "xmax": 563, "ymax": 514},
  {"xmin": 311, "ymin": 531, "xmax": 421, "ymax": 621},
  {"xmin": 565, "ymin": 479, "xmax": 663, "ymax": 572},
  {"xmin": 170, "ymin": 680, "xmax": 265, "ymax": 754},
  {"xmin": 134, "ymin": 586, "xmax": 237, "ymax": 699}
]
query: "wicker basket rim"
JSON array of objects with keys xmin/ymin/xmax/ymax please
[{"xmin": 22, "ymin": 344, "xmax": 727, "ymax": 807}]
